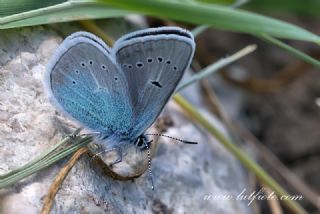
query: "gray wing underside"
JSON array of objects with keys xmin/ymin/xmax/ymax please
[
  {"xmin": 114, "ymin": 29, "xmax": 195, "ymax": 137},
  {"xmin": 46, "ymin": 35, "xmax": 132, "ymax": 135}
]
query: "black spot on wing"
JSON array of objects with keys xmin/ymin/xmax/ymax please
[
  {"xmin": 151, "ymin": 81, "xmax": 162, "ymax": 88},
  {"xmin": 136, "ymin": 62, "xmax": 144, "ymax": 68}
]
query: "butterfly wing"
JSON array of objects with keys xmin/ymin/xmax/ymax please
[
  {"xmin": 113, "ymin": 27, "xmax": 195, "ymax": 138},
  {"xmin": 45, "ymin": 33, "xmax": 133, "ymax": 135},
  {"xmin": 64, "ymin": 31, "xmax": 111, "ymax": 53}
]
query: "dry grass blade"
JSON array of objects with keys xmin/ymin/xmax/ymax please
[
  {"xmin": 41, "ymin": 147, "xmax": 89, "ymax": 214},
  {"xmin": 264, "ymin": 186, "xmax": 283, "ymax": 214}
]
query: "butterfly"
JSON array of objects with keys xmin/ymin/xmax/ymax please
[{"xmin": 45, "ymin": 27, "xmax": 195, "ymax": 167}]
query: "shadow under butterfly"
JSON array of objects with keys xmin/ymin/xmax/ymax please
[{"xmin": 45, "ymin": 27, "xmax": 197, "ymax": 190}]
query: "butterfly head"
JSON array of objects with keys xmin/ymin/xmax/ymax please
[
  {"xmin": 96, "ymin": 131, "xmax": 151, "ymax": 151},
  {"xmin": 133, "ymin": 134, "xmax": 151, "ymax": 150}
]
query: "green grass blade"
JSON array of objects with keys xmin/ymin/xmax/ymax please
[
  {"xmin": 257, "ymin": 33, "xmax": 320, "ymax": 68},
  {"xmin": 0, "ymin": 129, "xmax": 82, "ymax": 180},
  {"xmin": 0, "ymin": 136, "xmax": 92, "ymax": 189},
  {"xmin": 191, "ymin": 25, "xmax": 209, "ymax": 37},
  {"xmin": 191, "ymin": 27, "xmax": 320, "ymax": 68},
  {"xmin": 0, "ymin": 0, "xmax": 64, "ymax": 17},
  {"xmin": 0, "ymin": 1, "xmax": 129, "ymax": 29},
  {"xmin": 1, "ymin": 0, "xmax": 319, "ymax": 43},
  {"xmin": 177, "ymin": 44, "xmax": 257, "ymax": 91},
  {"xmin": 245, "ymin": 0, "xmax": 320, "ymax": 17},
  {"xmin": 100, "ymin": 0, "xmax": 320, "ymax": 43},
  {"xmin": 0, "ymin": 136, "xmax": 69, "ymax": 179}
]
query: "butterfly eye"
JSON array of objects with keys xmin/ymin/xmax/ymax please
[
  {"xmin": 157, "ymin": 57, "xmax": 163, "ymax": 62},
  {"xmin": 134, "ymin": 135, "xmax": 146, "ymax": 148}
]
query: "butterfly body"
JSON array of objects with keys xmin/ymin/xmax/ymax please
[{"xmin": 45, "ymin": 27, "xmax": 195, "ymax": 155}]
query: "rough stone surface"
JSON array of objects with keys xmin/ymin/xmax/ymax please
[{"xmin": 0, "ymin": 26, "xmax": 253, "ymax": 214}]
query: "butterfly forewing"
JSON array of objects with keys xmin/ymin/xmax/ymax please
[{"xmin": 46, "ymin": 36, "xmax": 133, "ymax": 135}]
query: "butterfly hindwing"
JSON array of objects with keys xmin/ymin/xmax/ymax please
[{"xmin": 113, "ymin": 27, "xmax": 195, "ymax": 138}]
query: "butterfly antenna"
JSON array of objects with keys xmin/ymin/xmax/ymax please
[
  {"xmin": 144, "ymin": 140, "xmax": 154, "ymax": 191},
  {"xmin": 145, "ymin": 133, "xmax": 198, "ymax": 144}
]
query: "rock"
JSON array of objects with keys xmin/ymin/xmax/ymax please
[{"xmin": 0, "ymin": 25, "xmax": 253, "ymax": 214}]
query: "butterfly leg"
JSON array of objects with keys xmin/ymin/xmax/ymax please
[
  {"xmin": 92, "ymin": 146, "xmax": 122, "ymax": 166},
  {"xmin": 105, "ymin": 146, "xmax": 122, "ymax": 167},
  {"xmin": 64, "ymin": 128, "xmax": 84, "ymax": 144}
]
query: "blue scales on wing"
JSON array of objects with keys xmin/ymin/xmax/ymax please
[{"xmin": 46, "ymin": 34, "xmax": 133, "ymax": 137}]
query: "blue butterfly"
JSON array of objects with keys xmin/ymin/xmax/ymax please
[{"xmin": 45, "ymin": 27, "xmax": 195, "ymax": 166}]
